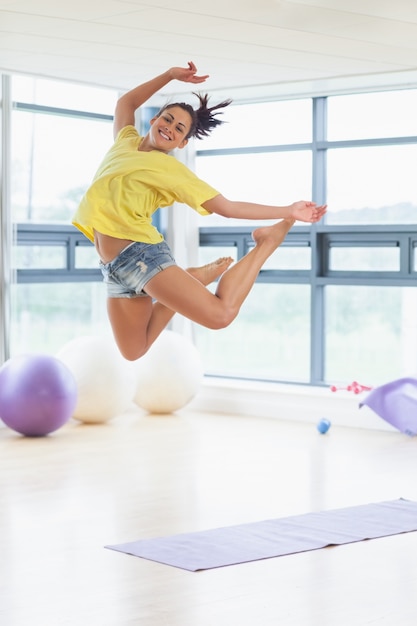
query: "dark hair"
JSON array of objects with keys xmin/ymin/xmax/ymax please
[{"xmin": 157, "ymin": 93, "xmax": 232, "ymax": 140}]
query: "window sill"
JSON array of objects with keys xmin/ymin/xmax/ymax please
[{"xmin": 187, "ymin": 376, "xmax": 394, "ymax": 432}]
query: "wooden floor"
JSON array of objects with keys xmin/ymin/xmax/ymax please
[{"xmin": 1, "ymin": 408, "xmax": 417, "ymax": 626}]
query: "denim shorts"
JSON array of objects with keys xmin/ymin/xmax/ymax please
[{"xmin": 99, "ymin": 240, "xmax": 176, "ymax": 298}]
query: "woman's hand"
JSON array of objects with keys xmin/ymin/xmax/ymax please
[
  {"xmin": 169, "ymin": 61, "xmax": 209, "ymax": 84},
  {"xmin": 289, "ymin": 201, "xmax": 327, "ymax": 223}
]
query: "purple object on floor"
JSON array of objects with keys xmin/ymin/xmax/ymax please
[
  {"xmin": 0, "ymin": 354, "xmax": 77, "ymax": 437},
  {"xmin": 105, "ymin": 498, "xmax": 417, "ymax": 571},
  {"xmin": 359, "ymin": 377, "xmax": 417, "ymax": 436}
]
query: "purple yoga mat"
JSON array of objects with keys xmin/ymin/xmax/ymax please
[
  {"xmin": 105, "ymin": 498, "xmax": 417, "ymax": 571},
  {"xmin": 359, "ymin": 377, "xmax": 417, "ymax": 436}
]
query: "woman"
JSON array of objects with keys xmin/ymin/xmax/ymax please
[{"xmin": 73, "ymin": 61, "xmax": 326, "ymax": 361}]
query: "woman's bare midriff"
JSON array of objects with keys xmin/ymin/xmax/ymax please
[{"xmin": 94, "ymin": 230, "xmax": 134, "ymax": 264}]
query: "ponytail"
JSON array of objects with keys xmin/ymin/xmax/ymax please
[{"xmin": 191, "ymin": 93, "xmax": 232, "ymax": 139}]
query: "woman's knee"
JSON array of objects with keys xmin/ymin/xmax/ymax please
[
  {"xmin": 116, "ymin": 340, "xmax": 147, "ymax": 361},
  {"xmin": 206, "ymin": 305, "xmax": 237, "ymax": 330}
]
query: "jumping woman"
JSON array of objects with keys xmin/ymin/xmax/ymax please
[{"xmin": 73, "ymin": 61, "xmax": 326, "ymax": 360}]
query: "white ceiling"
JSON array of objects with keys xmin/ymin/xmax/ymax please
[{"xmin": 1, "ymin": 0, "xmax": 417, "ymax": 104}]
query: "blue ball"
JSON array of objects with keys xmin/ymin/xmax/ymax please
[{"xmin": 317, "ymin": 418, "xmax": 331, "ymax": 434}]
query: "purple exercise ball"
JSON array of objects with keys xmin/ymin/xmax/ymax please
[{"xmin": 0, "ymin": 354, "xmax": 78, "ymax": 437}]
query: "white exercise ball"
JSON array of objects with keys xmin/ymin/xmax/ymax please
[
  {"xmin": 133, "ymin": 330, "xmax": 204, "ymax": 414},
  {"xmin": 56, "ymin": 335, "xmax": 135, "ymax": 423}
]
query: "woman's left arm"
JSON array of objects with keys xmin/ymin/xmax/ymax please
[
  {"xmin": 202, "ymin": 194, "xmax": 327, "ymax": 224},
  {"xmin": 113, "ymin": 62, "xmax": 209, "ymax": 138}
]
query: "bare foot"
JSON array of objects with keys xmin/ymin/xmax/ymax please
[
  {"xmin": 252, "ymin": 219, "xmax": 295, "ymax": 251},
  {"xmin": 187, "ymin": 257, "xmax": 234, "ymax": 286}
]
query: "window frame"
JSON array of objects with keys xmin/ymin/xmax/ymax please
[{"xmin": 197, "ymin": 94, "xmax": 417, "ymax": 385}]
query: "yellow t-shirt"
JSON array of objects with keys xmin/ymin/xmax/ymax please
[{"xmin": 72, "ymin": 125, "xmax": 219, "ymax": 244}]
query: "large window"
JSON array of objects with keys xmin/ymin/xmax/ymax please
[
  {"xmin": 325, "ymin": 285, "xmax": 417, "ymax": 383},
  {"xmin": 196, "ymin": 151, "xmax": 312, "ymax": 226},
  {"xmin": 195, "ymin": 282, "xmax": 311, "ymax": 382},
  {"xmin": 2, "ymin": 75, "xmax": 417, "ymax": 387},
  {"xmin": 8, "ymin": 76, "xmax": 117, "ymax": 355},
  {"xmin": 327, "ymin": 90, "xmax": 417, "ymax": 141},
  {"xmin": 326, "ymin": 145, "xmax": 417, "ymax": 225},
  {"xmin": 195, "ymin": 91, "xmax": 417, "ymax": 386},
  {"xmin": 11, "ymin": 76, "xmax": 114, "ymax": 224}
]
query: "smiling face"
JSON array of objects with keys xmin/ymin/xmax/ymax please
[{"xmin": 142, "ymin": 106, "xmax": 193, "ymax": 153}]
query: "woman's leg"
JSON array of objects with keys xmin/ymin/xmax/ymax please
[
  {"xmin": 146, "ymin": 219, "xmax": 294, "ymax": 328},
  {"xmin": 109, "ymin": 219, "xmax": 293, "ymax": 360},
  {"xmin": 107, "ymin": 257, "xmax": 233, "ymax": 360}
]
